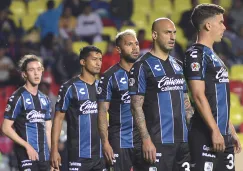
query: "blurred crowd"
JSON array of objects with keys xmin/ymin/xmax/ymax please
[{"xmin": 1, "ymin": 0, "xmax": 243, "ymax": 170}]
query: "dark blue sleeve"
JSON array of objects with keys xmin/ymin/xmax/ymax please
[
  {"xmin": 4, "ymin": 95, "xmax": 22, "ymax": 120},
  {"xmin": 129, "ymin": 62, "xmax": 147, "ymax": 95},
  {"xmin": 97, "ymin": 74, "xmax": 113, "ymax": 101},
  {"xmin": 184, "ymin": 48, "xmax": 206, "ymax": 80},
  {"xmin": 45, "ymin": 97, "xmax": 52, "ymax": 120},
  {"xmin": 55, "ymin": 84, "xmax": 72, "ymax": 112}
]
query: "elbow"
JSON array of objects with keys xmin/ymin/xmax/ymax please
[{"xmin": 1, "ymin": 124, "xmax": 8, "ymax": 136}]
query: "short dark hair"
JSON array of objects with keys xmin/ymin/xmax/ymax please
[
  {"xmin": 191, "ymin": 3, "xmax": 225, "ymax": 31},
  {"xmin": 79, "ymin": 45, "xmax": 102, "ymax": 60},
  {"xmin": 47, "ymin": 0, "xmax": 55, "ymax": 10},
  {"xmin": 18, "ymin": 55, "xmax": 43, "ymax": 72}
]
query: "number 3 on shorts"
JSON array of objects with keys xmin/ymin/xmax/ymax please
[
  {"xmin": 226, "ymin": 154, "xmax": 234, "ymax": 170},
  {"xmin": 182, "ymin": 162, "xmax": 190, "ymax": 171}
]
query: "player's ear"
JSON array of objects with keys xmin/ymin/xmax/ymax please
[
  {"xmin": 205, "ymin": 22, "xmax": 211, "ymax": 31},
  {"xmin": 80, "ymin": 59, "xmax": 85, "ymax": 66},
  {"xmin": 152, "ymin": 31, "xmax": 157, "ymax": 40},
  {"xmin": 116, "ymin": 46, "xmax": 121, "ymax": 54},
  {"xmin": 22, "ymin": 72, "xmax": 27, "ymax": 80}
]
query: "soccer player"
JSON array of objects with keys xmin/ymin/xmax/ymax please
[
  {"xmin": 50, "ymin": 46, "xmax": 106, "ymax": 171},
  {"xmin": 97, "ymin": 29, "xmax": 140, "ymax": 171},
  {"xmin": 184, "ymin": 4, "xmax": 242, "ymax": 171},
  {"xmin": 129, "ymin": 18, "xmax": 192, "ymax": 171},
  {"xmin": 1, "ymin": 55, "xmax": 52, "ymax": 171}
]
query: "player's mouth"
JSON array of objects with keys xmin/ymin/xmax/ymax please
[
  {"xmin": 168, "ymin": 42, "xmax": 175, "ymax": 47},
  {"xmin": 132, "ymin": 51, "xmax": 139, "ymax": 56}
]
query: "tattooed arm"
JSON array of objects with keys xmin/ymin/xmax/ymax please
[
  {"xmin": 184, "ymin": 93, "xmax": 194, "ymax": 124},
  {"xmin": 98, "ymin": 101, "xmax": 114, "ymax": 165},
  {"xmin": 131, "ymin": 95, "xmax": 156, "ymax": 164}
]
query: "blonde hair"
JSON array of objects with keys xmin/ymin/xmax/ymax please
[
  {"xmin": 18, "ymin": 54, "xmax": 44, "ymax": 72},
  {"xmin": 115, "ymin": 29, "xmax": 137, "ymax": 46}
]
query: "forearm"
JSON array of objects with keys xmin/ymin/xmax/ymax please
[
  {"xmin": 2, "ymin": 124, "xmax": 28, "ymax": 148},
  {"xmin": 184, "ymin": 93, "xmax": 194, "ymax": 123},
  {"xmin": 131, "ymin": 95, "xmax": 150, "ymax": 140},
  {"xmin": 46, "ymin": 120, "xmax": 52, "ymax": 151},
  {"xmin": 229, "ymin": 121, "xmax": 237, "ymax": 136},
  {"xmin": 98, "ymin": 102, "xmax": 109, "ymax": 144},
  {"xmin": 51, "ymin": 114, "xmax": 64, "ymax": 152}
]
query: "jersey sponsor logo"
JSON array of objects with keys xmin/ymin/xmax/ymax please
[
  {"xmin": 121, "ymin": 91, "xmax": 130, "ymax": 103},
  {"xmin": 26, "ymin": 110, "xmax": 45, "ymax": 123},
  {"xmin": 191, "ymin": 62, "xmax": 200, "ymax": 71},
  {"xmin": 216, "ymin": 67, "xmax": 229, "ymax": 83},
  {"xmin": 69, "ymin": 162, "xmax": 81, "ymax": 167},
  {"xmin": 9, "ymin": 95, "xmax": 14, "ymax": 102},
  {"xmin": 204, "ymin": 162, "xmax": 213, "ymax": 171},
  {"xmin": 97, "ymin": 86, "xmax": 102, "ymax": 94},
  {"xmin": 120, "ymin": 77, "xmax": 127, "ymax": 84},
  {"xmin": 129, "ymin": 78, "xmax": 135, "ymax": 86},
  {"xmin": 57, "ymin": 95, "xmax": 61, "ymax": 102},
  {"xmin": 99, "ymin": 76, "xmax": 104, "ymax": 83},
  {"xmin": 130, "ymin": 67, "xmax": 134, "ymax": 75},
  {"xmin": 154, "ymin": 65, "xmax": 161, "ymax": 71},
  {"xmin": 203, "ymin": 145, "xmax": 211, "ymax": 152},
  {"xmin": 40, "ymin": 98, "xmax": 47, "ymax": 106},
  {"xmin": 26, "ymin": 98, "xmax": 31, "ymax": 105},
  {"xmin": 79, "ymin": 88, "xmax": 85, "ymax": 95},
  {"xmin": 149, "ymin": 167, "xmax": 157, "ymax": 171},
  {"xmin": 190, "ymin": 50, "xmax": 198, "ymax": 58},
  {"xmin": 158, "ymin": 76, "xmax": 184, "ymax": 91},
  {"xmin": 202, "ymin": 152, "xmax": 216, "ymax": 158},
  {"xmin": 69, "ymin": 168, "xmax": 78, "ymax": 171},
  {"xmin": 5, "ymin": 104, "xmax": 11, "ymax": 112},
  {"xmin": 80, "ymin": 100, "xmax": 98, "ymax": 114}
]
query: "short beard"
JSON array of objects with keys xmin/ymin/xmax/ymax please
[{"xmin": 123, "ymin": 55, "xmax": 137, "ymax": 63}]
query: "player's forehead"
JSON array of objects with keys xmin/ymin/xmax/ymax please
[
  {"xmin": 121, "ymin": 34, "xmax": 138, "ymax": 43},
  {"xmin": 26, "ymin": 61, "xmax": 42, "ymax": 69},
  {"xmin": 87, "ymin": 51, "xmax": 102, "ymax": 58}
]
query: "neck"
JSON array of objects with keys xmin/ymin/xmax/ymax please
[
  {"xmin": 80, "ymin": 70, "xmax": 96, "ymax": 85},
  {"xmin": 24, "ymin": 82, "xmax": 38, "ymax": 96},
  {"xmin": 196, "ymin": 31, "xmax": 214, "ymax": 49},
  {"xmin": 150, "ymin": 44, "xmax": 169, "ymax": 60},
  {"xmin": 119, "ymin": 58, "xmax": 134, "ymax": 72}
]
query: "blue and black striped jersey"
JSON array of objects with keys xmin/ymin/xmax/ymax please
[
  {"xmin": 184, "ymin": 43, "xmax": 230, "ymax": 135},
  {"xmin": 4, "ymin": 87, "xmax": 51, "ymax": 161},
  {"xmin": 55, "ymin": 76, "xmax": 102, "ymax": 160},
  {"xmin": 128, "ymin": 52, "xmax": 188, "ymax": 144},
  {"xmin": 97, "ymin": 64, "xmax": 139, "ymax": 148}
]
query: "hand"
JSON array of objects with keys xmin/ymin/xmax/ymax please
[
  {"xmin": 102, "ymin": 142, "xmax": 114, "ymax": 165},
  {"xmin": 142, "ymin": 137, "xmax": 156, "ymax": 164},
  {"xmin": 25, "ymin": 144, "xmax": 39, "ymax": 161},
  {"xmin": 50, "ymin": 150, "xmax": 61, "ymax": 170},
  {"xmin": 211, "ymin": 129, "xmax": 225, "ymax": 152},
  {"xmin": 232, "ymin": 133, "xmax": 242, "ymax": 154}
]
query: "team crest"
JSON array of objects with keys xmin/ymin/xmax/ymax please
[
  {"xmin": 129, "ymin": 78, "xmax": 135, "ymax": 86},
  {"xmin": 204, "ymin": 162, "xmax": 213, "ymax": 171},
  {"xmin": 97, "ymin": 87, "xmax": 102, "ymax": 94},
  {"xmin": 5, "ymin": 104, "xmax": 11, "ymax": 112},
  {"xmin": 191, "ymin": 62, "xmax": 200, "ymax": 71},
  {"xmin": 40, "ymin": 98, "xmax": 47, "ymax": 106}
]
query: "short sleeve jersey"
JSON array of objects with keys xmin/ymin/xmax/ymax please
[
  {"xmin": 55, "ymin": 76, "xmax": 102, "ymax": 160},
  {"xmin": 97, "ymin": 64, "xmax": 139, "ymax": 148},
  {"xmin": 184, "ymin": 43, "xmax": 230, "ymax": 135},
  {"xmin": 4, "ymin": 87, "xmax": 51, "ymax": 161},
  {"xmin": 129, "ymin": 52, "xmax": 188, "ymax": 144}
]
